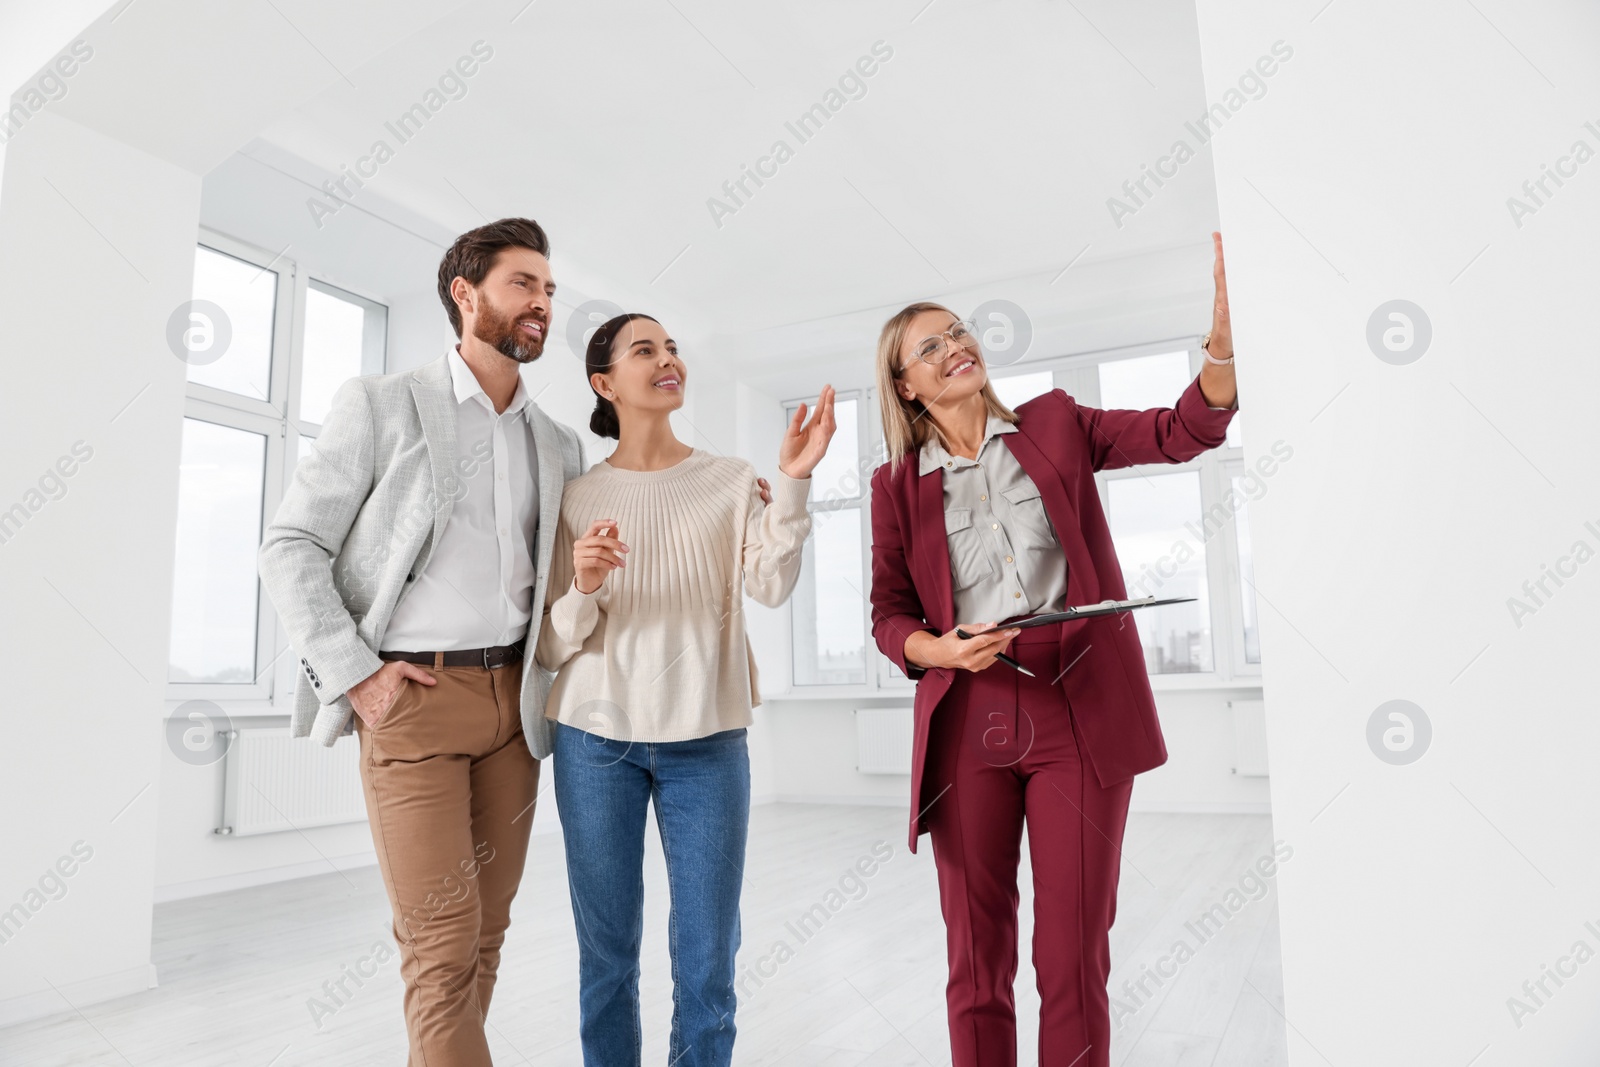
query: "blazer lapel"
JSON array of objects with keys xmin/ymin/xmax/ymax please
[
  {"xmin": 409, "ymin": 355, "xmax": 458, "ymax": 576},
  {"xmin": 1001, "ymin": 420, "xmax": 1081, "ymax": 556},
  {"xmin": 526, "ymin": 401, "xmax": 562, "ymax": 579},
  {"xmin": 914, "ymin": 465, "xmax": 955, "ymax": 634}
]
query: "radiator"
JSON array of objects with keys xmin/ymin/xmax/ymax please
[
  {"xmin": 855, "ymin": 707, "xmax": 913, "ymax": 775},
  {"xmin": 216, "ymin": 726, "xmax": 367, "ymax": 836},
  {"xmin": 1230, "ymin": 699, "xmax": 1269, "ymax": 777}
]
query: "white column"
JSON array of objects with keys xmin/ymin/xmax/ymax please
[
  {"xmin": 1193, "ymin": 3, "xmax": 1600, "ymax": 1063},
  {"xmin": 0, "ymin": 105, "xmax": 197, "ymax": 1023}
]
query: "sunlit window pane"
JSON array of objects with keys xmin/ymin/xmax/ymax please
[
  {"xmin": 169, "ymin": 419, "xmax": 266, "ymax": 683},
  {"xmin": 301, "ymin": 283, "xmax": 371, "ymax": 425},
  {"xmin": 1231, "ymin": 475, "xmax": 1260, "ymax": 664},
  {"xmin": 185, "ymin": 246, "xmax": 276, "ymax": 402},
  {"xmin": 1098, "ymin": 350, "xmax": 1191, "ymax": 411},
  {"xmin": 1107, "ymin": 471, "xmax": 1213, "ymax": 673},
  {"xmin": 791, "ymin": 506, "xmax": 867, "ymax": 685},
  {"xmin": 990, "ymin": 370, "xmax": 1053, "ymax": 411}
]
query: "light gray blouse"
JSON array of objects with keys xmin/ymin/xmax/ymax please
[{"xmin": 919, "ymin": 414, "xmax": 1067, "ymax": 624}]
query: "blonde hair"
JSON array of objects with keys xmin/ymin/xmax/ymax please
[{"xmin": 875, "ymin": 301, "xmax": 1018, "ymax": 466}]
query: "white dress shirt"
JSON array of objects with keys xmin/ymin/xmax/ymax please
[{"xmin": 381, "ymin": 347, "xmax": 540, "ymax": 652}]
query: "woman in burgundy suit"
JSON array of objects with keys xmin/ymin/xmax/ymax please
[{"xmin": 868, "ymin": 233, "xmax": 1239, "ymax": 1066}]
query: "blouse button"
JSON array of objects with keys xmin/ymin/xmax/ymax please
[
  {"xmin": 980, "ymin": 494, "xmax": 987, "ymax": 501},
  {"xmin": 991, "ymin": 523, "xmax": 998, "ymax": 529},
  {"xmin": 1013, "ymin": 591, "xmax": 1022, "ymax": 598},
  {"xmin": 1005, "ymin": 555, "xmax": 1013, "ymax": 563}
]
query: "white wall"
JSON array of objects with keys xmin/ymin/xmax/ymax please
[
  {"xmin": 0, "ymin": 106, "xmax": 196, "ymax": 1024},
  {"xmin": 1194, "ymin": 2, "xmax": 1600, "ymax": 1063},
  {"xmin": 0, "ymin": 0, "xmax": 481, "ymax": 1023}
]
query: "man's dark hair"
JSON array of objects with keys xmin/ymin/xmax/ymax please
[{"xmin": 436, "ymin": 218, "xmax": 550, "ymax": 337}]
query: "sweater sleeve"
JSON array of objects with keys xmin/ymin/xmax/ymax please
[
  {"xmin": 534, "ymin": 510, "xmax": 603, "ymax": 672},
  {"xmin": 741, "ymin": 469, "xmax": 812, "ymax": 608}
]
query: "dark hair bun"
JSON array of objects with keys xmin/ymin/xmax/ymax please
[{"xmin": 589, "ymin": 401, "xmax": 620, "ymax": 439}]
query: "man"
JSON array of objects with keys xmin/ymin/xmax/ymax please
[{"xmin": 259, "ymin": 217, "xmax": 583, "ymax": 1066}]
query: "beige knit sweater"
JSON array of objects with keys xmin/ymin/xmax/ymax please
[{"xmin": 534, "ymin": 449, "xmax": 812, "ymax": 742}]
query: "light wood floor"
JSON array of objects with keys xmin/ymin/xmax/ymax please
[{"xmin": 0, "ymin": 804, "xmax": 1286, "ymax": 1066}]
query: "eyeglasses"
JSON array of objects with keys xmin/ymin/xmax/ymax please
[{"xmin": 901, "ymin": 320, "xmax": 979, "ymax": 372}]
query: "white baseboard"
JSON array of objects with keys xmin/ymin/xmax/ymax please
[
  {"xmin": 773, "ymin": 793, "xmax": 908, "ymax": 808},
  {"xmin": 1129, "ymin": 800, "xmax": 1273, "ymax": 815},
  {"xmin": 0, "ymin": 962, "xmax": 159, "ymax": 1028},
  {"xmin": 153, "ymin": 851, "xmax": 379, "ymax": 903},
  {"xmin": 153, "ymin": 818, "xmax": 566, "ymax": 904}
]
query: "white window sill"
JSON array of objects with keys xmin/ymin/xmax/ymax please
[
  {"xmin": 1149, "ymin": 674, "xmax": 1263, "ymax": 691},
  {"xmin": 771, "ymin": 685, "xmax": 914, "ymax": 703}
]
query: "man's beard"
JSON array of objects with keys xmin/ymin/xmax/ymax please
[{"xmin": 474, "ymin": 299, "xmax": 545, "ymax": 364}]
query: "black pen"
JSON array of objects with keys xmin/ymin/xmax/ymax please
[{"xmin": 953, "ymin": 626, "xmax": 1035, "ymax": 677}]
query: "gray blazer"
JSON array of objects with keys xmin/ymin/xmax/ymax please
[{"xmin": 257, "ymin": 352, "xmax": 586, "ymax": 757}]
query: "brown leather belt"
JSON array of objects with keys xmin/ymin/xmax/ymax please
[{"xmin": 379, "ymin": 640, "xmax": 524, "ymax": 669}]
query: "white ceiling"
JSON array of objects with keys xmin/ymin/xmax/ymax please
[{"xmin": 245, "ymin": 0, "xmax": 1222, "ymax": 342}]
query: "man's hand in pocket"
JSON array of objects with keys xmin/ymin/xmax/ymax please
[{"xmin": 347, "ymin": 660, "xmax": 437, "ymax": 727}]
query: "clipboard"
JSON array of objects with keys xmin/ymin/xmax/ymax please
[{"xmin": 1003, "ymin": 595, "xmax": 1197, "ymax": 629}]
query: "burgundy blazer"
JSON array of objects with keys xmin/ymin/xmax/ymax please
[{"xmin": 869, "ymin": 378, "xmax": 1235, "ymax": 852}]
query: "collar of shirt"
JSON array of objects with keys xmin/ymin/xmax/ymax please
[
  {"xmin": 918, "ymin": 412, "xmax": 1018, "ymax": 476},
  {"xmin": 446, "ymin": 345, "xmax": 531, "ymax": 419}
]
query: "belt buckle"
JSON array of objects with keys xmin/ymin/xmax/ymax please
[{"xmin": 482, "ymin": 646, "xmax": 495, "ymax": 670}]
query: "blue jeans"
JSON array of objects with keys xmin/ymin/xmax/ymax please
[{"xmin": 553, "ymin": 721, "xmax": 750, "ymax": 1067}]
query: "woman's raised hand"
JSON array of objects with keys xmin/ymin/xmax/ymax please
[
  {"xmin": 777, "ymin": 384, "xmax": 837, "ymax": 480},
  {"xmin": 1208, "ymin": 231, "xmax": 1233, "ymax": 360},
  {"xmin": 1197, "ymin": 231, "xmax": 1238, "ymax": 409},
  {"xmin": 573, "ymin": 519, "xmax": 628, "ymax": 594}
]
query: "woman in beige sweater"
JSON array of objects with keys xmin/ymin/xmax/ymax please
[{"xmin": 535, "ymin": 312, "xmax": 834, "ymax": 1067}]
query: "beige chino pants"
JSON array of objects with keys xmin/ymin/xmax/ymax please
[{"xmin": 353, "ymin": 655, "xmax": 538, "ymax": 1067}]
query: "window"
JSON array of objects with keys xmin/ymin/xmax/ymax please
[
  {"xmin": 301, "ymin": 281, "xmax": 387, "ymax": 426},
  {"xmin": 789, "ymin": 395, "xmax": 875, "ymax": 687},
  {"xmin": 185, "ymin": 245, "xmax": 277, "ymax": 402},
  {"xmin": 169, "ymin": 420, "xmax": 267, "ymax": 683},
  {"xmin": 783, "ymin": 340, "xmax": 1262, "ymax": 695},
  {"xmin": 1231, "ymin": 474, "xmax": 1260, "ymax": 664},
  {"xmin": 168, "ymin": 231, "xmax": 388, "ymax": 703},
  {"xmin": 1095, "ymin": 350, "xmax": 1218, "ymax": 674},
  {"xmin": 990, "ymin": 369, "xmax": 1053, "ymax": 410},
  {"xmin": 1098, "ymin": 350, "xmax": 1191, "ymax": 411},
  {"xmin": 792, "ymin": 507, "xmax": 867, "ymax": 685},
  {"xmin": 1106, "ymin": 471, "xmax": 1212, "ymax": 673}
]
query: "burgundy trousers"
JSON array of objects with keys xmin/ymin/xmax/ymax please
[{"xmin": 922, "ymin": 622, "xmax": 1134, "ymax": 1067}]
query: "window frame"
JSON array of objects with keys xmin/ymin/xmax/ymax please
[
  {"xmin": 778, "ymin": 334, "xmax": 1263, "ymax": 698},
  {"xmin": 1214, "ymin": 457, "xmax": 1263, "ymax": 679},
  {"xmin": 167, "ymin": 228, "xmax": 389, "ymax": 709},
  {"xmin": 782, "ymin": 389, "xmax": 888, "ymax": 692}
]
